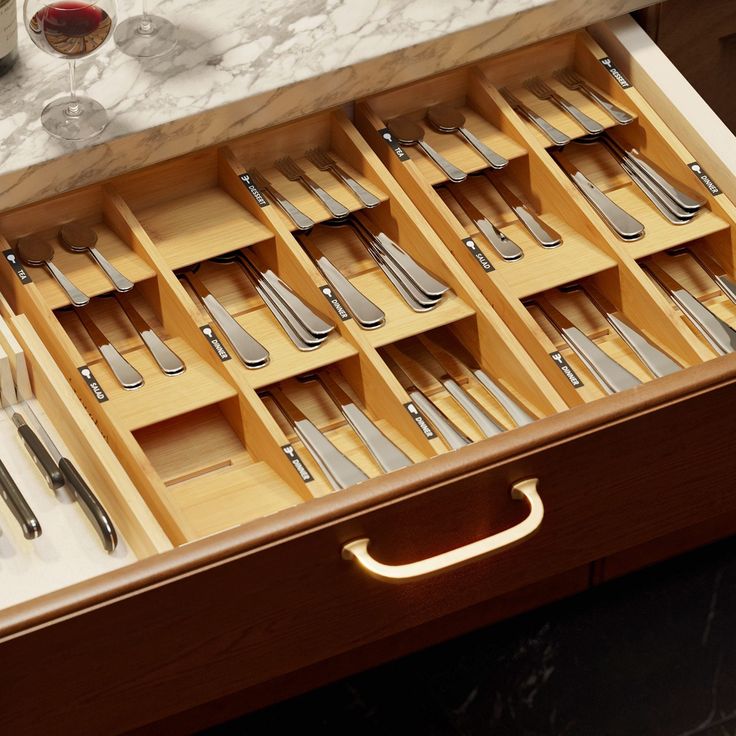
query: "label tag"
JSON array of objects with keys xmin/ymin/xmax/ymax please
[
  {"xmin": 239, "ymin": 172, "xmax": 269, "ymax": 207},
  {"xmin": 318, "ymin": 284, "xmax": 351, "ymax": 321},
  {"xmin": 3, "ymin": 250, "xmax": 32, "ymax": 284},
  {"xmin": 599, "ymin": 57, "xmax": 631, "ymax": 88},
  {"xmin": 200, "ymin": 324, "xmax": 232, "ymax": 361},
  {"xmin": 377, "ymin": 128, "xmax": 410, "ymax": 162},
  {"xmin": 404, "ymin": 401, "xmax": 437, "ymax": 439},
  {"xmin": 78, "ymin": 366, "xmax": 108, "ymax": 403},
  {"xmin": 550, "ymin": 351, "xmax": 583, "ymax": 388},
  {"xmin": 687, "ymin": 162, "xmax": 721, "ymax": 196},
  {"xmin": 281, "ymin": 444, "xmax": 314, "ymax": 482},
  {"xmin": 462, "ymin": 237, "xmax": 494, "ymax": 272}
]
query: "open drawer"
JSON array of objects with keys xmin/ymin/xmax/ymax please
[{"xmin": 2, "ymin": 17, "xmax": 736, "ymax": 735}]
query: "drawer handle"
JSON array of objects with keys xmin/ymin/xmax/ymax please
[{"xmin": 341, "ymin": 477, "xmax": 543, "ymax": 581}]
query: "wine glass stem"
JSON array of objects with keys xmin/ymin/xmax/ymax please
[
  {"xmin": 139, "ymin": 0, "xmax": 154, "ymax": 34},
  {"xmin": 66, "ymin": 60, "xmax": 81, "ymax": 118}
]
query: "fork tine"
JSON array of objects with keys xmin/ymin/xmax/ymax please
[
  {"xmin": 305, "ymin": 147, "xmax": 331, "ymax": 171},
  {"xmin": 525, "ymin": 76, "xmax": 552, "ymax": 99},
  {"xmin": 275, "ymin": 156, "xmax": 301, "ymax": 180},
  {"xmin": 499, "ymin": 87, "xmax": 521, "ymax": 106}
]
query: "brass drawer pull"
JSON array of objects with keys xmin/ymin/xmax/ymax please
[{"xmin": 341, "ymin": 477, "xmax": 543, "ymax": 581}]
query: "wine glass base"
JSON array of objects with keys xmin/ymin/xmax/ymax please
[
  {"xmin": 114, "ymin": 15, "xmax": 177, "ymax": 58},
  {"xmin": 41, "ymin": 96, "xmax": 109, "ymax": 141}
]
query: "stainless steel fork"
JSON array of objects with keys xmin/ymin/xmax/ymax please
[
  {"xmin": 250, "ymin": 167, "xmax": 314, "ymax": 231},
  {"xmin": 524, "ymin": 76, "xmax": 604, "ymax": 134},
  {"xmin": 554, "ymin": 68, "xmax": 633, "ymax": 125},
  {"xmin": 305, "ymin": 148, "xmax": 380, "ymax": 208},
  {"xmin": 276, "ymin": 156, "xmax": 350, "ymax": 219},
  {"xmin": 499, "ymin": 87, "xmax": 570, "ymax": 146}
]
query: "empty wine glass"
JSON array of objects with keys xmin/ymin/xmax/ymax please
[
  {"xmin": 114, "ymin": 1, "xmax": 176, "ymax": 58},
  {"xmin": 24, "ymin": 0, "xmax": 118, "ymax": 140}
]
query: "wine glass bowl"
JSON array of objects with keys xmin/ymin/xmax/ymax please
[{"xmin": 24, "ymin": 0, "xmax": 117, "ymax": 140}]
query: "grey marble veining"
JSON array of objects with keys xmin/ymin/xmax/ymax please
[{"xmin": 0, "ymin": 0, "xmax": 654, "ymax": 211}]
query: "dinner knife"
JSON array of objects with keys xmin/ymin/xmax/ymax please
[
  {"xmin": 573, "ymin": 283, "xmax": 681, "ymax": 378},
  {"xmin": 309, "ymin": 372, "xmax": 413, "ymax": 472},
  {"xmin": 643, "ymin": 260, "xmax": 736, "ymax": 355},
  {"xmin": 398, "ymin": 339, "xmax": 504, "ymax": 438},
  {"xmin": 23, "ymin": 402, "xmax": 118, "ymax": 552},
  {"xmin": 446, "ymin": 184, "xmax": 524, "ymax": 261},
  {"xmin": 382, "ymin": 350, "xmax": 471, "ymax": 450},
  {"xmin": 427, "ymin": 330, "xmax": 536, "ymax": 427},
  {"xmin": 532, "ymin": 295, "xmax": 642, "ymax": 394},
  {"xmin": 687, "ymin": 248, "xmax": 736, "ymax": 306},
  {"xmin": 487, "ymin": 176, "xmax": 562, "ymax": 248}
]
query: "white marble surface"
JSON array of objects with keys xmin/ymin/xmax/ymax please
[{"xmin": 0, "ymin": 0, "xmax": 655, "ymax": 210}]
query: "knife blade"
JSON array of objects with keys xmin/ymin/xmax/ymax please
[{"xmin": 382, "ymin": 350, "xmax": 471, "ymax": 450}]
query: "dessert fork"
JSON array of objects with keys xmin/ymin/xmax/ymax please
[
  {"xmin": 276, "ymin": 156, "xmax": 350, "ymax": 219},
  {"xmin": 524, "ymin": 76, "xmax": 604, "ymax": 134},
  {"xmin": 553, "ymin": 68, "xmax": 633, "ymax": 125},
  {"xmin": 249, "ymin": 167, "xmax": 314, "ymax": 231},
  {"xmin": 305, "ymin": 148, "xmax": 380, "ymax": 208},
  {"xmin": 499, "ymin": 87, "xmax": 570, "ymax": 146}
]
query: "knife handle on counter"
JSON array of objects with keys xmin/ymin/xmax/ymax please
[
  {"xmin": 0, "ymin": 458, "xmax": 41, "ymax": 540},
  {"xmin": 58, "ymin": 457, "xmax": 118, "ymax": 552}
]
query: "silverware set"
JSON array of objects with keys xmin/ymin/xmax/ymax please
[
  {"xmin": 642, "ymin": 251, "xmax": 736, "ymax": 355},
  {"xmin": 298, "ymin": 213, "xmax": 450, "ymax": 322},
  {"xmin": 440, "ymin": 172, "xmax": 562, "ymax": 262},
  {"xmin": 383, "ymin": 330, "xmax": 535, "ymax": 450},
  {"xmin": 68, "ymin": 294, "xmax": 185, "ymax": 390},
  {"xmin": 526, "ymin": 285, "xmax": 681, "ymax": 394},
  {"xmin": 261, "ymin": 370, "xmax": 414, "ymax": 490},
  {"xmin": 500, "ymin": 69, "xmax": 632, "ymax": 147},
  {"xmin": 385, "ymin": 103, "xmax": 510, "ymax": 182},
  {"xmin": 178, "ymin": 251, "xmax": 335, "ymax": 369},
  {"xmin": 248, "ymin": 148, "xmax": 381, "ymax": 231},
  {"xmin": 15, "ymin": 222, "xmax": 135, "ymax": 307},
  {"xmin": 0, "ymin": 368, "xmax": 116, "ymax": 551}
]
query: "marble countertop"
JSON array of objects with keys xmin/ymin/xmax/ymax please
[{"xmin": 0, "ymin": 0, "xmax": 654, "ymax": 210}]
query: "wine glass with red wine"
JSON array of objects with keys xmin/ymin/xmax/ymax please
[
  {"xmin": 24, "ymin": 0, "xmax": 117, "ymax": 140},
  {"xmin": 114, "ymin": 1, "xmax": 175, "ymax": 58}
]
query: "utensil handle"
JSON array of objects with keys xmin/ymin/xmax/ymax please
[
  {"xmin": 266, "ymin": 186, "xmax": 315, "ymax": 230},
  {"xmin": 17, "ymin": 421, "xmax": 64, "ymax": 489},
  {"xmin": 472, "ymin": 370, "xmax": 535, "ymax": 426},
  {"xmin": 459, "ymin": 127, "xmax": 508, "ymax": 169},
  {"xmin": 293, "ymin": 418, "xmax": 368, "ymax": 490},
  {"xmin": 582, "ymin": 86, "xmax": 634, "ymax": 124},
  {"xmin": 202, "ymin": 294, "xmax": 270, "ymax": 367},
  {"xmin": 514, "ymin": 104, "xmax": 570, "ymax": 146},
  {"xmin": 552, "ymin": 94, "xmax": 604, "ymax": 134},
  {"xmin": 418, "ymin": 141, "xmax": 466, "ymax": 182},
  {"xmin": 625, "ymin": 151, "xmax": 705, "ymax": 211},
  {"xmin": 89, "ymin": 247, "xmax": 134, "ymax": 292},
  {"xmin": 59, "ymin": 457, "xmax": 117, "ymax": 552},
  {"xmin": 572, "ymin": 171, "xmax": 645, "ymax": 240},
  {"xmin": 302, "ymin": 175, "xmax": 350, "ymax": 218},
  {"xmin": 0, "ymin": 458, "xmax": 41, "ymax": 539},
  {"xmin": 46, "ymin": 262, "xmax": 89, "ymax": 307},
  {"xmin": 263, "ymin": 271, "xmax": 333, "ymax": 336},
  {"xmin": 671, "ymin": 289, "xmax": 736, "ymax": 355},
  {"xmin": 441, "ymin": 377, "xmax": 504, "ymax": 438},
  {"xmin": 333, "ymin": 165, "xmax": 381, "ymax": 207},
  {"xmin": 341, "ymin": 403, "xmax": 413, "ymax": 473},
  {"xmin": 407, "ymin": 388, "xmax": 471, "ymax": 450},
  {"xmin": 342, "ymin": 478, "xmax": 542, "ymax": 581},
  {"xmin": 99, "ymin": 344, "xmax": 145, "ymax": 390},
  {"xmin": 139, "ymin": 329, "xmax": 185, "ymax": 375},
  {"xmin": 605, "ymin": 313, "xmax": 681, "ymax": 378}
]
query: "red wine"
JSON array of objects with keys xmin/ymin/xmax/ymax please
[{"xmin": 29, "ymin": 1, "xmax": 112, "ymax": 58}]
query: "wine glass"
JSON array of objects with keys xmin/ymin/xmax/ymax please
[
  {"xmin": 24, "ymin": 0, "xmax": 118, "ymax": 141},
  {"xmin": 113, "ymin": 1, "xmax": 176, "ymax": 58}
]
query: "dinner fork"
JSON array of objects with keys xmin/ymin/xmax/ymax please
[
  {"xmin": 499, "ymin": 87, "xmax": 570, "ymax": 146},
  {"xmin": 554, "ymin": 68, "xmax": 634, "ymax": 125},
  {"xmin": 305, "ymin": 148, "xmax": 381, "ymax": 208},
  {"xmin": 524, "ymin": 76, "xmax": 604, "ymax": 134},
  {"xmin": 250, "ymin": 167, "xmax": 314, "ymax": 231},
  {"xmin": 275, "ymin": 156, "xmax": 350, "ymax": 219}
]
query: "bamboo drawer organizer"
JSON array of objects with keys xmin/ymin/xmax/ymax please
[
  {"xmin": 356, "ymin": 30, "xmax": 736, "ymax": 406},
  {"xmin": 0, "ymin": 109, "xmax": 567, "ymax": 550}
]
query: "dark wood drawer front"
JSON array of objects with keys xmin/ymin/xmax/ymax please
[{"xmin": 3, "ymin": 374, "xmax": 736, "ymax": 734}]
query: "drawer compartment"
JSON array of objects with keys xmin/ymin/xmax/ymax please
[{"xmin": 3, "ymin": 357, "xmax": 735, "ymax": 733}]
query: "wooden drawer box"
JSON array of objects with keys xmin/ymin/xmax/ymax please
[{"xmin": 2, "ymin": 21, "xmax": 736, "ymax": 735}]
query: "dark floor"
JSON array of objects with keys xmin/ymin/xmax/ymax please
[{"xmin": 204, "ymin": 536, "xmax": 736, "ymax": 735}]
